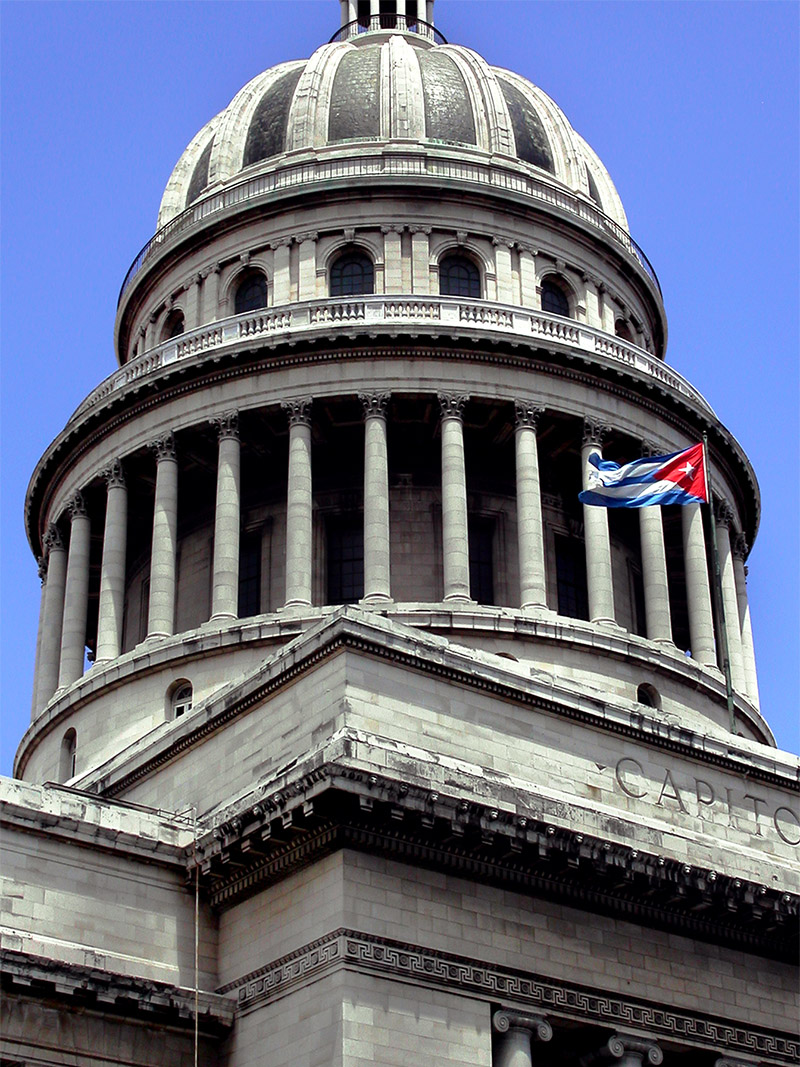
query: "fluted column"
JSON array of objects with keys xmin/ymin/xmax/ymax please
[
  {"xmin": 732, "ymin": 534, "xmax": 760, "ymax": 708},
  {"xmin": 283, "ymin": 398, "xmax": 313, "ymax": 608},
  {"xmin": 410, "ymin": 227, "xmax": 430, "ymax": 294},
  {"xmin": 147, "ymin": 433, "xmax": 179, "ymax": 639},
  {"xmin": 514, "ymin": 402, "xmax": 547, "ymax": 610},
  {"xmin": 581, "ymin": 419, "xmax": 616, "ymax": 625},
  {"xmin": 58, "ymin": 493, "xmax": 91, "ymax": 689},
  {"xmin": 95, "ymin": 460, "xmax": 128, "ymax": 663},
  {"xmin": 360, "ymin": 394, "xmax": 391, "ymax": 603},
  {"xmin": 715, "ymin": 502, "xmax": 746, "ymax": 692},
  {"xmin": 638, "ymin": 441, "xmax": 672, "ymax": 645},
  {"xmin": 210, "ymin": 412, "xmax": 241, "ymax": 622},
  {"xmin": 438, "ymin": 394, "xmax": 471, "ymax": 602},
  {"xmin": 35, "ymin": 525, "xmax": 67, "ymax": 712},
  {"xmin": 681, "ymin": 502, "xmax": 716, "ymax": 666},
  {"xmin": 30, "ymin": 556, "xmax": 48, "ymax": 719},
  {"xmin": 492, "ymin": 1010, "xmax": 552, "ymax": 1067}
]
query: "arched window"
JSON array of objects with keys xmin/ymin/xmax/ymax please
[
  {"xmin": 330, "ymin": 250, "xmax": 374, "ymax": 297},
  {"xmin": 615, "ymin": 319, "xmax": 634, "ymax": 342},
  {"xmin": 541, "ymin": 278, "xmax": 570, "ymax": 317},
  {"xmin": 59, "ymin": 728, "xmax": 77, "ymax": 782},
  {"xmin": 161, "ymin": 309, "xmax": 184, "ymax": 341},
  {"xmin": 439, "ymin": 254, "xmax": 481, "ymax": 298},
  {"xmin": 235, "ymin": 271, "xmax": 268, "ymax": 314},
  {"xmin": 637, "ymin": 683, "xmax": 660, "ymax": 709},
  {"xmin": 170, "ymin": 681, "xmax": 193, "ymax": 720}
]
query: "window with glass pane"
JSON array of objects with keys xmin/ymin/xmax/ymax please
[
  {"xmin": 235, "ymin": 272, "xmax": 268, "ymax": 314},
  {"xmin": 238, "ymin": 531, "xmax": 262, "ymax": 617},
  {"xmin": 330, "ymin": 251, "xmax": 374, "ymax": 296},
  {"xmin": 439, "ymin": 254, "xmax": 481, "ymax": 298},
  {"xmin": 327, "ymin": 517, "xmax": 364, "ymax": 604},
  {"xmin": 541, "ymin": 279, "xmax": 570, "ymax": 317},
  {"xmin": 555, "ymin": 534, "xmax": 589, "ymax": 619},
  {"xmin": 469, "ymin": 517, "xmax": 495, "ymax": 604}
]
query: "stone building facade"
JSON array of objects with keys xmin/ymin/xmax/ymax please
[{"xmin": 2, "ymin": 2, "xmax": 798, "ymax": 1065}]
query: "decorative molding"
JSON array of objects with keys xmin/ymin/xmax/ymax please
[
  {"xmin": 226, "ymin": 929, "xmax": 799, "ymax": 1063},
  {"xmin": 492, "ymin": 236, "xmax": 515, "ymax": 249},
  {"xmin": 239, "ymin": 251, "xmax": 251, "ymax": 266},
  {"xmin": 282, "ymin": 397, "xmax": 313, "ymax": 427},
  {"xmin": 43, "ymin": 523, "xmax": 65, "ymax": 553},
  {"xmin": 583, "ymin": 417, "xmax": 611, "ymax": 447},
  {"xmin": 456, "ymin": 230, "xmax": 467, "ymax": 245},
  {"xmin": 714, "ymin": 500, "xmax": 734, "ymax": 529},
  {"xmin": 102, "ymin": 458, "xmax": 126, "ymax": 490},
  {"xmin": 210, "ymin": 410, "xmax": 240, "ymax": 441},
  {"xmin": 359, "ymin": 393, "xmax": 389, "ymax": 420},
  {"xmin": 438, "ymin": 392, "xmax": 468, "ymax": 419},
  {"xmin": 381, "ymin": 225, "xmax": 403, "ymax": 235},
  {"xmin": 66, "ymin": 491, "xmax": 87, "ymax": 521},
  {"xmin": 37, "ymin": 555, "xmax": 47, "ymax": 585},
  {"xmin": 733, "ymin": 533, "xmax": 749, "ymax": 560},
  {"xmin": 148, "ymin": 431, "xmax": 176, "ymax": 462},
  {"xmin": 343, "ymin": 227, "xmax": 356, "ymax": 243},
  {"xmin": 295, "ymin": 231, "xmax": 319, "ymax": 244},
  {"xmin": 409, "ymin": 225, "xmax": 432, "ymax": 236},
  {"xmin": 514, "ymin": 401, "xmax": 544, "ymax": 431},
  {"xmin": 270, "ymin": 236, "xmax": 292, "ymax": 250},
  {"xmin": 493, "ymin": 1009, "xmax": 552, "ymax": 1042}
]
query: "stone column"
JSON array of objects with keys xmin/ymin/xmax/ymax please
[
  {"xmin": 144, "ymin": 311, "xmax": 157, "ymax": 352},
  {"xmin": 681, "ymin": 502, "xmax": 716, "ymax": 666},
  {"xmin": 438, "ymin": 394, "xmax": 471, "ymax": 602},
  {"xmin": 183, "ymin": 272, "xmax": 202, "ymax": 330},
  {"xmin": 30, "ymin": 556, "xmax": 48, "ymax": 719},
  {"xmin": 272, "ymin": 238, "xmax": 291, "ymax": 305},
  {"xmin": 35, "ymin": 525, "xmax": 67, "ymax": 712},
  {"xmin": 715, "ymin": 502, "xmax": 746, "ymax": 692},
  {"xmin": 514, "ymin": 402, "xmax": 547, "ymax": 610},
  {"xmin": 205, "ymin": 262, "xmax": 221, "ymax": 322},
  {"xmin": 599, "ymin": 1035, "xmax": 663, "ymax": 1067},
  {"xmin": 732, "ymin": 534, "xmax": 760, "ymax": 708},
  {"xmin": 582, "ymin": 419, "xmax": 616, "ymax": 625},
  {"xmin": 519, "ymin": 247, "xmax": 538, "ymax": 308},
  {"xmin": 58, "ymin": 493, "xmax": 91, "ymax": 689},
  {"xmin": 410, "ymin": 227, "xmax": 430, "ymax": 294},
  {"xmin": 147, "ymin": 432, "xmax": 179, "ymax": 639},
  {"xmin": 370, "ymin": 0, "xmax": 380, "ymax": 29},
  {"xmin": 492, "ymin": 1010, "xmax": 552, "ymax": 1067},
  {"xmin": 297, "ymin": 232, "xmax": 318, "ymax": 302},
  {"xmin": 360, "ymin": 393, "xmax": 392, "ymax": 603},
  {"xmin": 95, "ymin": 460, "xmax": 128, "ymax": 663},
  {"xmin": 395, "ymin": 0, "xmax": 406, "ymax": 28},
  {"xmin": 210, "ymin": 412, "xmax": 241, "ymax": 622},
  {"xmin": 283, "ymin": 398, "xmax": 314, "ymax": 608},
  {"xmin": 493, "ymin": 238, "xmax": 514, "ymax": 303},
  {"xmin": 382, "ymin": 226, "xmax": 403, "ymax": 293},
  {"xmin": 638, "ymin": 442, "xmax": 672, "ymax": 646}
]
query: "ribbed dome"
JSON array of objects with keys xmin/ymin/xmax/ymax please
[{"xmin": 157, "ymin": 31, "xmax": 628, "ymax": 231}]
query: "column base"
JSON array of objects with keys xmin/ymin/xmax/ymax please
[
  {"xmin": 208, "ymin": 612, "xmax": 237, "ymax": 625},
  {"xmin": 280, "ymin": 600, "xmax": 313, "ymax": 613},
  {"xmin": 443, "ymin": 593, "xmax": 474, "ymax": 604},
  {"xmin": 593, "ymin": 617, "xmax": 623, "ymax": 630},
  {"xmin": 520, "ymin": 602, "xmax": 555, "ymax": 616}
]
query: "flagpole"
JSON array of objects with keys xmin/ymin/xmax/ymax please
[{"xmin": 703, "ymin": 432, "xmax": 736, "ymax": 734}]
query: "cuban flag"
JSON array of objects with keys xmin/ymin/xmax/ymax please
[{"xmin": 579, "ymin": 443, "xmax": 707, "ymax": 508}]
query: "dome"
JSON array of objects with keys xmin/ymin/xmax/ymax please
[{"xmin": 157, "ymin": 30, "xmax": 628, "ymax": 232}]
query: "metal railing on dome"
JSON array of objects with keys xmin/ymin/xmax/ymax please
[
  {"xmin": 328, "ymin": 17, "xmax": 447, "ymax": 44},
  {"xmin": 117, "ymin": 153, "xmax": 661, "ymax": 306}
]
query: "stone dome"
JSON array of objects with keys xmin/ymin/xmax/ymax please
[{"xmin": 157, "ymin": 30, "xmax": 628, "ymax": 231}]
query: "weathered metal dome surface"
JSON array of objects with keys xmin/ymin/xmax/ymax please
[{"xmin": 157, "ymin": 32, "xmax": 628, "ymax": 231}]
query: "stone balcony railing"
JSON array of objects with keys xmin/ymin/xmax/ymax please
[
  {"xmin": 118, "ymin": 147, "xmax": 660, "ymax": 305},
  {"xmin": 73, "ymin": 296, "xmax": 712, "ymax": 422}
]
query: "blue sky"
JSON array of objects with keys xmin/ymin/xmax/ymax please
[{"xmin": 1, "ymin": 0, "xmax": 797, "ymax": 772}]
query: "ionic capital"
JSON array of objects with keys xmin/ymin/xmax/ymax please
[
  {"xmin": 270, "ymin": 236, "xmax": 292, "ymax": 250},
  {"xmin": 211, "ymin": 410, "xmax": 240, "ymax": 441},
  {"xmin": 492, "ymin": 236, "xmax": 515, "ymax": 249},
  {"xmin": 381, "ymin": 224, "xmax": 403, "ymax": 235},
  {"xmin": 583, "ymin": 417, "xmax": 611, "ymax": 447},
  {"xmin": 514, "ymin": 401, "xmax": 544, "ymax": 431},
  {"xmin": 438, "ymin": 393, "xmax": 468, "ymax": 420},
  {"xmin": 295, "ymin": 230, "xmax": 319, "ymax": 244},
  {"xmin": 715, "ymin": 1058, "xmax": 760, "ymax": 1067},
  {"xmin": 44, "ymin": 523, "xmax": 65, "ymax": 553},
  {"xmin": 67, "ymin": 492, "xmax": 87, "ymax": 521},
  {"xmin": 102, "ymin": 459, "xmax": 126, "ymax": 491},
  {"xmin": 606, "ymin": 1036, "xmax": 663, "ymax": 1066},
  {"xmin": 492, "ymin": 1010, "xmax": 552, "ymax": 1043},
  {"xmin": 359, "ymin": 393, "xmax": 389, "ymax": 421},
  {"xmin": 149, "ymin": 432, "xmax": 177, "ymax": 462},
  {"xmin": 409, "ymin": 225, "xmax": 431, "ymax": 236},
  {"xmin": 37, "ymin": 556, "xmax": 47, "ymax": 585},
  {"xmin": 733, "ymin": 532, "xmax": 749, "ymax": 560},
  {"xmin": 282, "ymin": 397, "xmax": 313, "ymax": 427},
  {"xmin": 714, "ymin": 499, "xmax": 734, "ymax": 528},
  {"xmin": 518, "ymin": 244, "xmax": 538, "ymax": 258}
]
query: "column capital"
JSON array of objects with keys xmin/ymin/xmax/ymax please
[
  {"xmin": 102, "ymin": 458, "xmax": 126, "ymax": 490},
  {"xmin": 359, "ymin": 393, "xmax": 389, "ymax": 420},
  {"xmin": 518, "ymin": 244, "xmax": 538, "ymax": 257},
  {"xmin": 514, "ymin": 401, "xmax": 544, "ymax": 430},
  {"xmin": 282, "ymin": 397, "xmax": 313, "ymax": 427},
  {"xmin": 715, "ymin": 1059, "xmax": 761, "ymax": 1067},
  {"xmin": 270, "ymin": 236, "xmax": 292, "ymax": 250},
  {"xmin": 438, "ymin": 393, "xmax": 468, "ymax": 420},
  {"xmin": 149, "ymin": 432, "xmax": 177, "ymax": 462},
  {"xmin": 37, "ymin": 556, "xmax": 47, "ymax": 585},
  {"xmin": 409, "ymin": 225, "xmax": 431, "ymax": 236},
  {"xmin": 583, "ymin": 417, "xmax": 611, "ymax": 446},
  {"xmin": 294, "ymin": 230, "xmax": 319, "ymax": 244},
  {"xmin": 639, "ymin": 439, "xmax": 660, "ymax": 457},
  {"xmin": 381, "ymin": 224, "xmax": 404, "ymax": 235},
  {"xmin": 210, "ymin": 410, "xmax": 240, "ymax": 441},
  {"xmin": 44, "ymin": 523, "xmax": 65, "ymax": 553},
  {"xmin": 67, "ymin": 492, "xmax": 87, "ymax": 521},
  {"xmin": 607, "ymin": 1036, "xmax": 663, "ymax": 1065},
  {"xmin": 714, "ymin": 499, "xmax": 734, "ymax": 528},
  {"xmin": 733, "ymin": 532, "xmax": 749, "ymax": 560},
  {"xmin": 492, "ymin": 1010, "xmax": 552, "ymax": 1042},
  {"xmin": 492, "ymin": 236, "xmax": 515, "ymax": 249}
]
